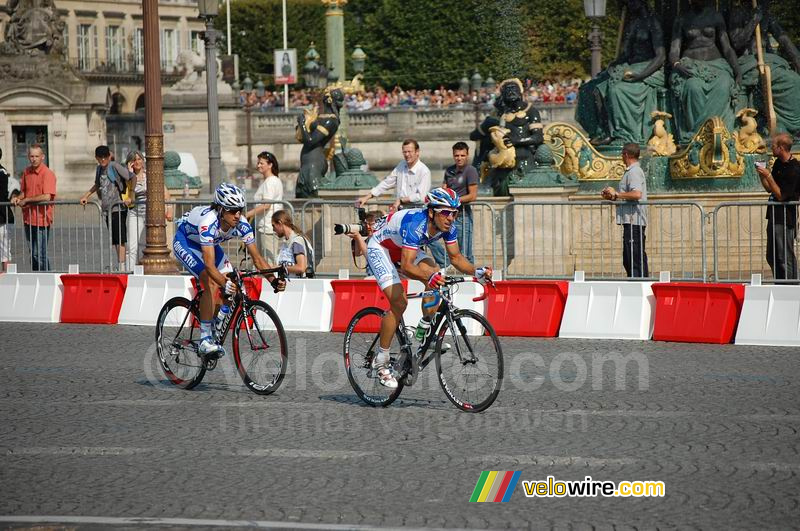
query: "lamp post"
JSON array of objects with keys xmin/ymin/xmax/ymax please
[
  {"xmin": 303, "ymin": 42, "xmax": 321, "ymax": 89},
  {"xmin": 470, "ymin": 70, "xmax": 483, "ymax": 93},
  {"xmin": 199, "ymin": 0, "xmax": 223, "ymax": 193},
  {"xmin": 459, "ymin": 73, "xmax": 470, "ymax": 95},
  {"xmin": 140, "ymin": 0, "xmax": 175, "ymax": 273},
  {"xmin": 351, "ymin": 45, "xmax": 366, "ymax": 75},
  {"xmin": 584, "ymin": 0, "xmax": 607, "ymax": 78}
]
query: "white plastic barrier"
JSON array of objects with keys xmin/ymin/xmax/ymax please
[
  {"xmin": 403, "ymin": 280, "xmax": 487, "ymax": 335},
  {"xmin": 117, "ymin": 274, "xmax": 194, "ymax": 326},
  {"xmin": 559, "ymin": 281, "xmax": 655, "ymax": 340},
  {"xmin": 259, "ymin": 278, "xmax": 334, "ymax": 332},
  {"xmin": 0, "ymin": 273, "xmax": 63, "ymax": 323},
  {"xmin": 735, "ymin": 285, "xmax": 800, "ymax": 346}
]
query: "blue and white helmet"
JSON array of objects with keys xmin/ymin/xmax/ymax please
[
  {"xmin": 425, "ymin": 187, "xmax": 461, "ymax": 209},
  {"xmin": 214, "ymin": 183, "xmax": 246, "ymax": 210}
]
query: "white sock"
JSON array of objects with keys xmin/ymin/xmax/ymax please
[
  {"xmin": 200, "ymin": 320, "xmax": 213, "ymax": 340},
  {"xmin": 375, "ymin": 347, "xmax": 390, "ymax": 367}
]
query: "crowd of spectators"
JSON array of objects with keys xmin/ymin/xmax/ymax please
[{"xmin": 237, "ymin": 79, "xmax": 583, "ymax": 112}]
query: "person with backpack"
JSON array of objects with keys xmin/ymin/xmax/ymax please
[
  {"xmin": 80, "ymin": 146, "xmax": 133, "ymax": 270},
  {"xmin": 271, "ymin": 210, "xmax": 313, "ymax": 278}
]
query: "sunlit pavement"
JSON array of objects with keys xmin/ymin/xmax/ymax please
[{"xmin": 1, "ymin": 323, "xmax": 799, "ymax": 529}]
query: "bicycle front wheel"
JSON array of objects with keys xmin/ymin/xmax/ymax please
[
  {"xmin": 155, "ymin": 296, "xmax": 206, "ymax": 389},
  {"xmin": 343, "ymin": 307, "xmax": 406, "ymax": 407},
  {"xmin": 435, "ymin": 309, "xmax": 503, "ymax": 412},
  {"xmin": 232, "ymin": 300, "xmax": 288, "ymax": 395}
]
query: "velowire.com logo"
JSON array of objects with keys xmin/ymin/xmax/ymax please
[{"xmin": 469, "ymin": 471, "xmax": 521, "ymax": 503}]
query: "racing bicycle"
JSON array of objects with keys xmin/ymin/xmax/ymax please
[
  {"xmin": 155, "ymin": 266, "xmax": 288, "ymax": 394},
  {"xmin": 343, "ymin": 277, "xmax": 503, "ymax": 412}
]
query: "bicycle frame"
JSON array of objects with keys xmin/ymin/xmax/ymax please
[{"xmin": 392, "ymin": 277, "xmax": 490, "ymax": 385}]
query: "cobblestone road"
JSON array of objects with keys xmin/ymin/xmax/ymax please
[{"xmin": 1, "ymin": 323, "xmax": 799, "ymax": 530}]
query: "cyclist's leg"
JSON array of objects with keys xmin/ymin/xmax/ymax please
[
  {"xmin": 366, "ymin": 243, "xmax": 403, "ymax": 388},
  {"xmin": 414, "ymin": 251, "xmax": 441, "ymax": 319}
]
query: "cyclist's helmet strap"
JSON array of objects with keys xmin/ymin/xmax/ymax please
[
  {"xmin": 214, "ymin": 183, "xmax": 246, "ymax": 210},
  {"xmin": 425, "ymin": 187, "xmax": 461, "ymax": 209}
]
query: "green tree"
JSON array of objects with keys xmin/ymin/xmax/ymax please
[{"xmin": 217, "ymin": 0, "xmax": 326, "ymax": 86}]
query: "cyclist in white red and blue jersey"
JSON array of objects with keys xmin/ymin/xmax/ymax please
[
  {"xmin": 174, "ymin": 183, "xmax": 285, "ymax": 357},
  {"xmin": 366, "ymin": 187, "xmax": 493, "ymax": 389}
]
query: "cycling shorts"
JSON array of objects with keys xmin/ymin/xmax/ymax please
[
  {"xmin": 173, "ymin": 229, "xmax": 232, "ymax": 278},
  {"xmin": 366, "ymin": 239, "xmax": 431, "ymax": 290}
]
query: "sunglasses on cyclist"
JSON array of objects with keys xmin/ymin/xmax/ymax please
[
  {"xmin": 224, "ymin": 207, "xmax": 243, "ymax": 214},
  {"xmin": 435, "ymin": 208, "xmax": 459, "ymax": 218}
]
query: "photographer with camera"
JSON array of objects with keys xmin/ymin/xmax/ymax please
[
  {"xmin": 271, "ymin": 210, "xmax": 314, "ymax": 278},
  {"xmin": 335, "ymin": 209, "xmax": 385, "ymax": 273}
]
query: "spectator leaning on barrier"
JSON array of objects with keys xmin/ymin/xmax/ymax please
[
  {"xmin": 124, "ymin": 151, "xmax": 173, "ymax": 270},
  {"xmin": 602, "ymin": 143, "xmax": 649, "ymax": 278},
  {"xmin": 0, "ymin": 148, "xmax": 21, "ymax": 271},
  {"xmin": 271, "ymin": 209, "xmax": 314, "ymax": 278},
  {"xmin": 247, "ymin": 151, "xmax": 284, "ymax": 263},
  {"xmin": 11, "ymin": 144, "xmax": 56, "ymax": 272},
  {"xmin": 80, "ymin": 145, "xmax": 133, "ymax": 271},
  {"xmin": 430, "ymin": 141, "xmax": 479, "ymax": 266},
  {"xmin": 356, "ymin": 139, "xmax": 431, "ymax": 213},
  {"xmin": 756, "ymin": 133, "xmax": 800, "ymax": 283}
]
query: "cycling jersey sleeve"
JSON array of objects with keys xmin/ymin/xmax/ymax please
[
  {"xmin": 443, "ymin": 222, "xmax": 458, "ymax": 245},
  {"xmin": 236, "ymin": 219, "xmax": 256, "ymax": 246},
  {"xmin": 399, "ymin": 214, "xmax": 424, "ymax": 251},
  {"xmin": 197, "ymin": 212, "xmax": 219, "ymax": 246}
]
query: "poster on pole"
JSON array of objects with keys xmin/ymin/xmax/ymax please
[{"xmin": 274, "ymin": 48, "xmax": 297, "ymax": 85}]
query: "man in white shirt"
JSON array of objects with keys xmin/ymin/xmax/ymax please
[{"xmin": 357, "ymin": 138, "xmax": 431, "ymax": 212}]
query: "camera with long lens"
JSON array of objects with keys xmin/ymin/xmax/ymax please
[{"xmin": 333, "ymin": 207, "xmax": 369, "ymax": 237}]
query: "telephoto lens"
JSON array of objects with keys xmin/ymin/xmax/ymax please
[{"xmin": 333, "ymin": 223, "xmax": 361, "ymax": 235}]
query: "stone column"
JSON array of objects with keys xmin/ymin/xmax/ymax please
[
  {"xmin": 141, "ymin": 0, "xmax": 177, "ymax": 274},
  {"xmin": 322, "ymin": 0, "xmax": 346, "ymax": 83}
]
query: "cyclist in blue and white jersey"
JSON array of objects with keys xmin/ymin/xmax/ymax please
[
  {"xmin": 173, "ymin": 183, "xmax": 285, "ymax": 357},
  {"xmin": 366, "ymin": 187, "xmax": 493, "ymax": 388}
]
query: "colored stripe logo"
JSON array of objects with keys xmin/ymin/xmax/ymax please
[{"xmin": 469, "ymin": 471, "xmax": 521, "ymax": 502}]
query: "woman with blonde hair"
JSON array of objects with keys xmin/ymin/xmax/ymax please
[
  {"xmin": 124, "ymin": 151, "xmax": 173, "ymax": 269},
  {"xmin": 271, "ymin": 209, "xmax": 313, "ymax": 278}
]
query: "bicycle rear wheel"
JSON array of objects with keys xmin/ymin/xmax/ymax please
[
  {"xmin": 155, "ymin": 296, "xmax": 206, "ymax": 389},
  {"xmin": 435, "ymin": 309, "xmax": 503, "ymax": 412},
  {"xmin": 232, "ymin": 300, "xmax": 288, "ymax": 395},
  {"xmin": 343, "ymin": 307, "xmax": 406, "ymax": 407}
]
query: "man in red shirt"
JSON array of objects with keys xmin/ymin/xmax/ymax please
[{"xmin": 11, "ymin": 144, "xmax": 56, "ymax": 271}]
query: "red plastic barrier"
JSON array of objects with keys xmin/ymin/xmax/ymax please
[
  {"xmin": 60, "ymin": 274, "xmax": 129, "ymax": 324},
  {"xmin": 486, "ymin": 281, "xmax": 569, "ymax": 337},
  {"xmin": 331, "ymin": 279, "xmax": 407, "ymax": 333},
  {"xmin": 652, "ymin": 282, "xmax": 745, "ymax": 344},
  {"xmin": 191, "ymin": 277, "xmax": 263, "ymax": 301}
]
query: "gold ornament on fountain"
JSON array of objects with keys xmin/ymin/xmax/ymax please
[
  {"xmin": 669, "ymin": 117, "xmax": 745, "ymax": 178},
  {"xmin": 734, "ymin": 108, "xmax": 766, "ymax": 154},
  {"xmin": 647, "ymin": 111, "xmax": 677, "ymax": 156},
  {"xmin": 543, "ymin": 122, "xmax": 626, "ymax": 181},
  {"xmin": 487, "ymin": 126, "xmax": 516, "ymax": 169}
]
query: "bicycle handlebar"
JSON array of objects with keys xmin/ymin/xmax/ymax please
[
  {"xmin": 236, "ymin": 265, "xmax": 288, "ymax": 279},
  {"xmin": 408, "ymin": 276, "xmax": 495, "ymax": 302}
]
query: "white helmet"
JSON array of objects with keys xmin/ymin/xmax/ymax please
[{"xmin": 214, "ymin": 183, "xmax": 246, "ymax": 210}]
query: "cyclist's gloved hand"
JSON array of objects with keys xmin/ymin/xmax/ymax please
[
  {"xmin": 270, "ymin": 277, "xmax": 286, "ymax": 293},
  {"xmin": 475, "ymin": 266, "xmax": 493, "ymax": 285},
  {"xmin": 224, "ymin": 280, "xmax": 237, "ymax": 296},
  {"xmin": 427, "ymin": 271, "xmax": 445, "ymax": 289}
]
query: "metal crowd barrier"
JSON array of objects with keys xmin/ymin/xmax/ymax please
[
  {"xmin": 502, "ymin": 200, "xmax": 707, "ymax": 281},
  {"xmin": 0, "ymin": 201, "xmax": 105, "ymax": 273},
  {"xmin": 712, "ymin": 201, "xmax": 800, "ymax": 284},
  {"xmin": 297, "ymin": 200, "xmax": 498, "ymax": 277}
]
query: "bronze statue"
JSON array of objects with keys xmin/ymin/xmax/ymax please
[
  {"xmin": 294, "ymin": 87, "xmax": 344, "ymax": 198},
  {"xmin": 1, "ymin": 0, "xmax": 65, "ymax": 55},
  {"xmin": 576, "ymin": 0, "xmax": 666, "ymax": 146},
  {"xmin": 727, "ymin": 0, "xmax": 800, "ymax": 136},
  {"xmin": 669, "ymin": 0, "xmax": 741, "ymax": 144},
  {"xmin": 484, "ymin": 78, "xmax": 545, "ymax": 196}
]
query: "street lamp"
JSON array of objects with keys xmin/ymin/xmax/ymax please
[
  {"xmin": 584, "ymin": 0, "xmax": 606, "ymax": 78},
  {"xmin": 303, "ymin": 42, "xmax": 321, "ymax": 89},
  {"xmin": 470, "ymin": 70, "xmax": 483, "ymax": 93},
  {"xmin": 459, "ymin": 73, "xmax": 470, "ymax": 95},
  {"xmin": 351, "ymin": 45, "xmax": 366, "ymax": 75},
  {"xmin": 326, "ymin": 65, "xmax": 339, "ymax": 85},
  {"xmin": 484, "ymin": 73, "xmax": 496, "ymax": 93},
  {"xmin": 198, "ymin": 0, "xmax": 223, "ymax": 193}
]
